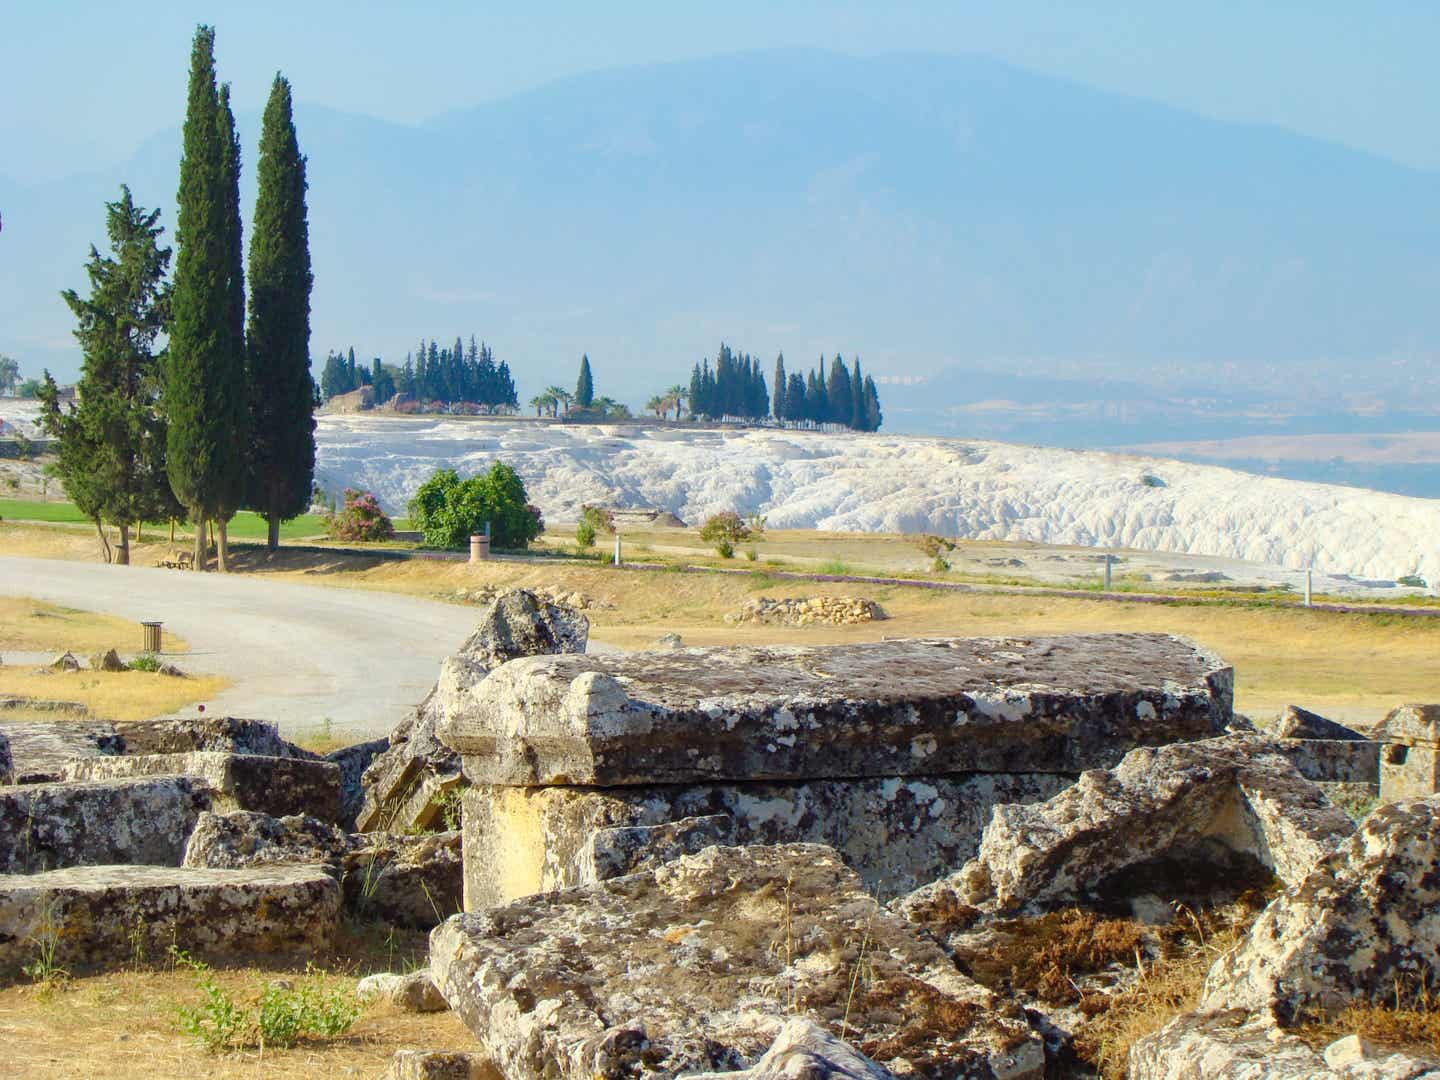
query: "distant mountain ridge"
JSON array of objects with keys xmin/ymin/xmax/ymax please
[{"xmin": 3, "ymin": 49, "xmax": 1437, "ymax": 440}]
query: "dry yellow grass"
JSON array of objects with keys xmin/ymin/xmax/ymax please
[
  {"xmin": 0, "ymin": 595, "xmax": 191, "ymax": 655},
  {"xmin": 0, "ymin": 967, "xmax": 472, "ymax": 1079},
  {"xmin": 252, "ymin": 552, "xmax": 1440, "ymax": 728},
  {"xmin": 0, "ymin": 669, "xmax": 228, "ymax": 722}
]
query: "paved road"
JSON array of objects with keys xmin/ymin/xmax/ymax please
[{"xmin": 0, "ymin": 556, "xmax": 482, "ymax": 741}]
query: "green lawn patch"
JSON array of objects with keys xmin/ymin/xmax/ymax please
[{"xmin": 0, "ymin": 499, "xmax": 326, "ymax": 541}]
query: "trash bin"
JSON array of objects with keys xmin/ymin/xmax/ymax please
[
  {"xmin": 141, "ymin": 621, "xmax": 163, "ymax": 653},
  {"xmin": 469, "ymin": 535, "xmax": 491, "ymax": 563}
]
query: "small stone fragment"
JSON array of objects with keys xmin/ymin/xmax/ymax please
[
  {"xmin": 358, "ymin": 970, "xmax": 449, "ymax": 1012},
  {"xmin": 89, "ymin": 648, "xmax": 126, "ymax": 673}
]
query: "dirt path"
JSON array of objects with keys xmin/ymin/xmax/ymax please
[{"xmin": 0, "ymin": 555, "xmax": 481, "ymax": 741}]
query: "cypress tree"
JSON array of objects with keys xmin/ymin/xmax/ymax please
[
  {"xmin": 773, "ymin": 353, "xmax": 787, "ymax": 422},
  {"xmin": 827, "ymin": 354, "xmax": 853, "ymax": 427},
  {"xmin": 850, "ymin": 358, "xmax": 864, "ymax": 430},
  {"xmin": 212, "ymin": 82, "xmax": 248, "ymax": 568},
  {"xmin": 575, "ymin": 354, "xmax": 594, "ymax": 408},
  {"xmin": 168, "ymin": 25, "xmax": 244, "ymax": 570},
  {"xmin": 245, "ymin": 73, "xmax": 315, "ymax": 550}
]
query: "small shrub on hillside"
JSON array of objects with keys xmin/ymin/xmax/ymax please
[
  {"xmin": 744, "ymin": 546, "xmax": 759, "ymax": 561},
  {"xmin": 576, "ymin": 520, "xmax": 597, "ymax": 548},
  {"xmin": 1139, "ymin": 474, "xmax": 1166, "ymax": 488},
  {"xmin": 324, "ymin": 488, "xmax": 395, "ymax": 542},
  {"xmin": 127, "ymin": 652, "xmax": 162, "ymax": 673},
  {"xmin": 1398, "ymin": 574, "xmax": 1427, "ymax": 588},
  {"xmin": 699, "ymin": 511, "xmax": 751, "ymax": 557},
  {"xmin": 580, "ymin": 505, "xmax": 615, "ymax": 534}
]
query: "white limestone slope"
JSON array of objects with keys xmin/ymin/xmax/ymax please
[{"xmin": 316, "ymin": 416, "xmax": 1439, "ymax": 584}]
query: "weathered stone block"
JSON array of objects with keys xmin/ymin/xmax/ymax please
[
  {"xmin": 0, "ymin": 730, "xmax": 11, "ymax": 786},
  {"xmin": 1378, "ymin": 705, "xmax": 1440, "ymax": 801},
  {"xmin": 430, "ymin": 844, "xmax": 1043, "ymax": 1080},
  {"xmin": 1271, "ymin": 738, "xmax": 1381, "ymax": 785},
  {"xmin": 113, "ymin": 715, "xmax": 308, "ymax": 758},
  {"xmin": 182, "ymin": 810, "xmax": 463, "ymax": 929},
  {"xmin": 0, "ymin": 719, "xmax": 123, "ymax": 784},
  {"xmin": 381, "ymin": 1049, "xmax": 498, "ymax": 1080},
  {"xmin": 440, "ymin": 635, "xmax": 1233, "ymax": 786},
  {"xmin": 685, "ymin": 1018, "xmax": 899, "ymax": 1080},
  {"xmin": 0, "ymin": 776, "xmax": 210, "ymax": 873},
  {"xmin": 902, "ymin": 737, "xmax": 1355, "ymax": 924},
  {"xmin": 0, "ymin": 864, "xmax": 339, "ymax": 974},
  {"xmin": 61, "ymin": 752, "xmax": 341, "ymax": 821},
  {"xmin": 1263, "ymin": 705, "xmax": 1368, "ymax": 742},
  {"xmin": 1129, "ymin": 1010, "xmax": 1440, "ymax": 1079},
  {"xmin": 1201, "ymin": 794, "xmax": 1440, "ymax": 1022},
  {"xmin": 326, "ymin": 736, "xmax": 388, "ymax": 828},
  {"xmin": 358, "ymin": 589, "xmax": 588, "ymax": 834},
  {"xmin": 460, "ymin": 772, "xmax": 1072, "ymax": 910},
  {"xmin": 591, "ymin": 814, "xmax": 735, "ymax": 880}
]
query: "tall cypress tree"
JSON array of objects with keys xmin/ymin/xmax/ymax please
[
  {"xmin": 772, "ymin": 353, "xmax": 787, "ymax": 422},
  {"xmin": 168, "ymin": 25, "xmax": 236, "ymax": 570},
  {"xmin": 245, "ymin": 73, "xmax": 315, "ymax": 550},
  {"xmin": 575, "ymin": 354, "xmax": 594, "ymax": 408},
  {"xmin": 211, "ymin": 82, "xmax": 248, "ymax": 568}
]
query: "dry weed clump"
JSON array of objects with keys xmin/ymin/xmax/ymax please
[
  {"xmin": 1069, "ymin": 896, "xmax": 1268, "ymax": 1078},
  {"xmin": 1294, "ymin": 983, "xmax": 1440, "ymax": 1059}
]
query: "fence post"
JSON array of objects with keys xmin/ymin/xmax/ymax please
[
  {"xmin": 1304, "ymin": 570, "xmax": 1313, "ymax": 607},
  {"xmin": 613, "ymin": 533, "xmax": 622, "ymax": 567},
  {"xmin": 1104, "ymin": 554, "xmax": 1113, "ymax": 591}
]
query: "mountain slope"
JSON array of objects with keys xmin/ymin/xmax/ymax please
[{"xmin": 4, "ymin": 50, "xmax": 1438, "ymax": 424}]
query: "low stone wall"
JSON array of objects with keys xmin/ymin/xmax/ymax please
[
  {"xmin": 0, "ymin": 864, "xmax": 339, "ymax": 974},
  {"xmin": 0, "ymin": 777, "xmax": 210, "ymax": 873},
  {"xmin": 61, "ymin": 752, "xmax": 342, "ymax": 822}
]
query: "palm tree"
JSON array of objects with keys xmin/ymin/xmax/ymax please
[
  {"xmin": 543, "ymin": 385, "xmax": 572, "ymax": 417},
  {"xmin": 646, "ymin": 394, "xmax": 667, "ymax": 418},
  {"xmin": 666, "ymin": 384, "xmax": 688, "ymax": 420},
  {"xmin": 530, "ymin": 391, "xmax": 554, "ymax": 417}
]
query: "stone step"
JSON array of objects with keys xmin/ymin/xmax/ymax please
[
  {"xmin": 438, "ymin": 634, "xmax": 1233, "ymax": 786},
  {"xmin": 60, "ymin": 751, "xmax": 341, "ymax": 822},
  {"xmin": 0, "ymin": 776, "xmax": 210, "ymax": 873},
  {"xmin": 0, "ymin": 864, "xmax": 339, "ymax": 975}
]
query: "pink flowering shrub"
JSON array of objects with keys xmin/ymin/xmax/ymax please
[{"xmin": 324, "ymin": 489, "xmax": 395, "ymax": 542}]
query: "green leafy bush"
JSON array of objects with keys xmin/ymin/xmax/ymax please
[
  {"xmin": 576, "ymin": 520, "xmax": 597, "ymax": 548},
  {"xmin": 172, "ymin": 950, "xmax": 359, "ymax": 1053},
  {"xmin": 323, "ymin": 488, "xmax": 395, "ymax": 542},
  {"xmin": 408, "ymin": 464, "xmax": 543, "ymax": 549},
  {"xmin": 127, "ymin": 652, "xmax": 162, "ymax": 672}
]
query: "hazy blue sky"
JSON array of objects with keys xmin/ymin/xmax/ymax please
[{"xmin": 4, "ymin": 1, "xmax": 1438, "ymax": 183}]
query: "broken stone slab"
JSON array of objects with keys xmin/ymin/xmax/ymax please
[
  {"xmin": 1378, "ymin": 705, "xmax": 1440, "ymax": 802},
  {"xmin": 439, "ymin": 634, "xmax": 1233, "ymax": 787},
  {"xmin": 683, "ymin": 1018, "xmax": 899, "ymax": 1080},
  {"xmin": 0, "ymin": 776, "xmax": 211, "ymax": 873},
  {"xmin": 1128, "ymin": 1010, "xmax": 1440, "ymax": 1080},
  {"xmin": 358, "ymin": 970, "xmax": 450, "ymax": 1012},
  {"xmin": 1264, "ymin": 705, "xmax": 1369, "ymax": 742},
  {"xmin": 430, "ymin": 843, "xmax": 1044, "ymax": 1080},
  {"xmin": 356, "ymin": 589, "xmax": 589, "ymax": 834},
  {"xmin": 50, "ymin": 651, "xmax": 80, "ymax": 672},
  {"xmin": 182, "ymin": 810, "xmax": 463, "ymax": 929},
  {"xmin": 900, "ymin": 737, "xmax": 1354, "ymax": 925},
  {"xmin": 460, "ymin": 772, "xmax": 1072, "ymax": 910},
  {"xmin": 60, "ymin": 751, "xmax": 341, "ymax": 822},
  {"xmin": 591, "ymin": 814, "xmax": 736, "ymax": 881},
  {"xmin": 1201, "ymin": 794, "xmax": 1440, "ymax": 1023},
  {"xmin": 113, "ymin": 715, "xmax": 314, "ymax": 759},
  {"xmin": 381, "ymin": 1050, "xmax": 498, "ymax": 1080},
  {"xmin": 0, "ymin": 719, "xmax": 123, "ymax": 783},
  {"xmin": 325, "ymin": 736, "xmax": 388, "ymax": 829},
  {"xmin": 1270, "ymin": 738, "xmax": 1382, "ymax": 785},
  {"xmin": 0, "ymin": 864, "xmax": 339, "ymax": 975}
]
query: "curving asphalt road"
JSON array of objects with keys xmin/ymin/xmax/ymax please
[{"xmin": 0, "ymin": 555, "xmax": 482, "ymax": 741}]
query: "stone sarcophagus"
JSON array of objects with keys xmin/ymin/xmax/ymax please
[
  {"xmin": 1379, "ymin": 704, "xmax": 1440, "ymax": 802},
  {"xmin": 438, "ymin": 634, "xmax": 1234, "ymax": 909}
]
